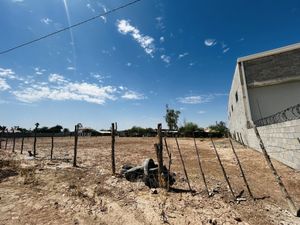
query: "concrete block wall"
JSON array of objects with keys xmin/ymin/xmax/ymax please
[
  {"xmin": 243, "ymin": 48, "xmax": 300, "ymax": 85},
  {"xmin": 228, "ymin": 65, "xmax": 249, "ymax": 145},
  {"xmin": 246, "ymin": 119, "xmax": 300, "ymax": 170}
]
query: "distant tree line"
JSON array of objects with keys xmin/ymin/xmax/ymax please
[{"xmin": 0, "ymin": 125, "xmax": 70, "ymax": 134}]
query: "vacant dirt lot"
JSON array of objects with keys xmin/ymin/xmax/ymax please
[{"xmin": 0, "ymin": 136, "xmax": 300, "ymax": 225}]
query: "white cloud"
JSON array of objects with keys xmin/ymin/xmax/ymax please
[
  {"xmin": 126, "ymin": 62, "xmax": 132, "ymax": 67},
  {"xmin": 223, "ymin": 48, "xmax": 230, "ymax": 53},
  {"xmin": 121, "ymin": 90, "xmax": 145, "ymax": 100},
  {"xmin": 100, "ymin": 5, "xmax": 108, "ymax": 23},
  {"xmin": 11, "ymin": 0, "xmax": 24, "ymax": 2},
  {"xmin": 34, "ymin": 67, "xmax": 46, "ymax": 75},
  {"xmin": 13, "ymin": 78, "xmax": 117, "ymax": 105},
  {"xmin": 160, "ymin": 36, "xmax": 165, "ymax": 43},
  {"xmin": 48, "ymin": 73, "xmax": 66, "ymax": 83},
  {"xmin": 177, "ymin": 95, "xmax": 214, "ymax": 104},
  {"xmin": 86, "ymin": 3, "xmax": 95, "ymax": 12},
  {"xmin": 161, "ymin": 55, "xmax": 171, "ymax": 64},
  {"xmin": 204, "ymin": 39, "xmax": 217, "ymax": 47},
  {"xmin": 67, "ymin": 66, "xmax": 76, "ymax": 71},
  {"xmin": 40, "ymin": 18, "xmax": 52, "ymax": 25},
  {"xmin": 0, "ymin": 67, "xmax": 15, "ymax": 78},
  {"xmin": 117, "ymin": 19, "xmax": 155, "ymax": 57},
  {"xmin": 0, "ymin": 78, "xmax": 10, "ymax": 91},
  {"xmin": 197, "ymin": 110, "xmax": 206, "ymax": 114},
  {"xmin": 155, "ymin": 16, "xmax": 165, "ymax": 30},
  {"xmin": 178, "ymin": 52, "xmax": 189, "ymax": 59}
]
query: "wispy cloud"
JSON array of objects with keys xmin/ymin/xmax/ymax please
[
  {"xmin": 197, "ymin": 110, "xmax": 206, "ymax": 114},
  {"xmin": 11, "ymin": 0, "xmax": 24, "ymax": 3},
  {"xmin": 223, "ymin": 48, "xmax": 230, "ymax": 53},
  {"xmin": 0, "ymin": 67, "xmax": 15, "ymax": 78},
  {"xmin": 159, "ymin": 36, "xmax": 165, "ymax": 43},
  {"xmin": 161, "ymin": 55, "xmax": 171, "ymax": 64},
  {"xmin": 177, "ymin": 95, "xmax": 214, "ymax": 104},
  {"xmin": 178, "ymin": 52, "xmax": 189, "ymax": 59},
  {"xmin": 91, "ymin": 73, "xmax": 107, "ymax": 83},
  {"xmin": 221, "ymin": 42, "xmax": 230, "ymax": 53},
  {"xmin": 86, "ymin": 3, "xmax": 95, "ymax": 12},
  {"xmin": 204, "ymin": 39, "xmax": 217, "ymax": 47},
  {"xmin": 67, "ymin": 66, "xmax": 76, "ymax": 71},
  {"xmin": 177, "ymin": 93, "xmax": 227, "ymax": 104},
  {"xmin": 34, "ymin": 67, "xmax": 46, "ymax": 75},
  {"xmin": 155, "ymin": 16, "xmax": 165, "ymax": 30},
  {"xmin": 100, "ymin": 5, "xmax": 107, "ymax": 23},
  {"xmin": 40, "ymin": 18, "xmax": 52, "ymax": 25},
  {"xmin": 117, "ymin": 19, "xmax": 155, "ymax": 57},
  {"xmin": 121, "ymin": 90, "xmax": 145, "ymax": 100},
  {"xmin": 0, "ymin": 78, "xmax": 10, "ymax": 90},
  {"xmin": 48, "ymin": 73, "xmax": 66, "ymax": 83}
]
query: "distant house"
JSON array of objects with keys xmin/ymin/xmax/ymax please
[
  {"xmin": 99, "ymin": 130, "xmax": 111, "ymax": 136},
  {"xmin": 78, "ymin": 127, "xmax": 97, "ymax": 136},
  {"xmin": 228, "ymin": 43, "xmax": 300, "ymax": 170}
]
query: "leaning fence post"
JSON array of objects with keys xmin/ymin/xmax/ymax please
[
  {"xmin": 111, "ymin": 123, "xmax": 116, "ymax": 174},
  {"xmin": 229, "ymin": 138, "xmax": 254, "ymax": 199},
  {"xmin": 73, "ymin": 124, "xmax": 79, "ymax": 167},
  {"xmin": 175, "ymin": 136, "xmax": 193, "ymax": 192},
  {"xmin": 253, "ymin": 126, "xmax": 300, "ymax": 217},
  {"xmin": 163, "ymin": 137, "xmax": 172, "ymax": 191},
  {"xmin": 193, "ymin": 136, "xmax": 209, "ymax": 196},
  {"xmin": 211, "ymin": 138, "xmax": 236, "ymax": 199},
  {"xmin": 20, "ymin": 136, "xmax": 24, "ymax": 154},
  {"xmin": 50, "ymin": 134, "xmax": 54, "ymax": 160},
  {"xmin": 33, "ymin": 123, "xmax": 39, "ymax": 157}
]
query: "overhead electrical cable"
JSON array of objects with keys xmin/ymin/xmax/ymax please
[{"xmin": 0, "ymin": 0, "xmax": 142, "ymax": 55}]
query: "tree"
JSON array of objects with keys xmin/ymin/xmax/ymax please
[
  {"xmin": 179, "ymin": 122, "xmax": 204, "ymax": 137},
  {"xmin": 49, "ymin": 125, "xmax": 63, "ymax": 133},
  {"xmin": 208, "ymin": 121, "xmax": 228, "ymax": 137},
  {"xmin": 63, "ymin": 128, "xmax": 70, "ymax": 133},
  {"xmin": 165, "ymin": 105, "xmax": 180, "ymax": 130}
]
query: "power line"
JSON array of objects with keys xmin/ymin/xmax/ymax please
[{"xmin": 0, "ymin": 0, "xmax": 142, "ymax": 55}]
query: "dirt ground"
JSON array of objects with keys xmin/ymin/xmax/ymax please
[{"xmin": 0, "ymin": 136, "xmax": 300, "ymax": 225}]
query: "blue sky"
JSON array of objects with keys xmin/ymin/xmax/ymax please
[{"xmin": 0, "ymin": 0, "xmax": 300, "ymax": 130}]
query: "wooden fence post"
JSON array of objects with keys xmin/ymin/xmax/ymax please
[
  {"xmin": 33, "ymin": 123, "xmax": 39, "ymax": 157},
  {"xmin": 174, "ymin": 136, "xmax": 193, "ymax": 192},
  {"xmin": 12, "ymin": 129, "xmax": 15, "ymax": 153},
  {"xmin": 73, "ymin": 125, "xmax": 78, "ymax": 167},
  {"xmin": 21, "ymin": 136, "xmax": 24, "ymax": 154},
  {"xmin": 111, "ymin": 123, "xmax": 116, "ymax": 174},
  {"xmin": 155, "ymin": 123, "xmax": 164, "ymax": 187},
  {"xmin": 229, "ymin": 138, "xmax": 254, "ymax": 199},
  {"xmin": 163, "ymin": 137, "xmax": 172, "ymax": 191},
  {"xmin": 254, "ymin": 126, "xmax": 299, "ymax": 217},
  {"xmin": 211, "ymin": 138, "xmax": 236, "ymax": 199},
  {"xmin": 50, "ymin": 134, "xmax": 54, "ymax": 160},
  {"xmin": 193, "ymin": 136, "xmax": 209, "ymax": 196}
]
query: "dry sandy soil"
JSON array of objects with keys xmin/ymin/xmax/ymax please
[{"xmin": 0, "ymin": 136, "xmax": 300, "ymax": 225}]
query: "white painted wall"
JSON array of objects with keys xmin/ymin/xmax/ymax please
[
  {"xmin": 228, "ymin": 65, "xmax": 249, "ymax": 144},
  {"xmin": 248, "ymin": 81, "xmax": 300, "ymax": 121}
]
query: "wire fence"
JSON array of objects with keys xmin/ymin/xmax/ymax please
[{"xmin": 254, "ymin": 103, "xmax": 300, "ymax": 127}]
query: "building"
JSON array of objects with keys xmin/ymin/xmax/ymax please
[{"xmin": 228, "ymin": 43, "xmax": 300, "ymax": 170}]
